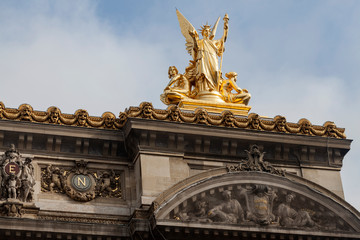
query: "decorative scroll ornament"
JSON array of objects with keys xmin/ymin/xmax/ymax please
[
  {"xmin": 227, "ymin": 145, "xmax": 285, "ymax": 176},
  {"xmin": 0, "ymin": 101, "xmax": 346, "ymax": 139},
  {"xmin": 160, "ymin": 10, "xmax": 252, "ymax": 115},
  {"xmin": 41, "ymin": 160, "xmax": 121, "ymax": 202}
]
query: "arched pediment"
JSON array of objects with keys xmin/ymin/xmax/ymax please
[{"xmin": 153, "ymin": 169, "xmax": 360, "ymax": 237}]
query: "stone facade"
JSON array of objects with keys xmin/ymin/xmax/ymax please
[{"xmin": 0, "ymin": 103, "xmax": 358, "ymax": 239}]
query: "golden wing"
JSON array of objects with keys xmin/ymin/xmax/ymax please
[
  {"xmin": 176, "ymin": 9, "xmax": 197, "ymax": 56},
  {"xmin": 210, "ymin": 17, "xmax": 220, "ymax": 40}
]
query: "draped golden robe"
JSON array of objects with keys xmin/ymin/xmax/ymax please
[{"xmin": 194, "ymin": 38, "xmax": 222, "ymax": 92}]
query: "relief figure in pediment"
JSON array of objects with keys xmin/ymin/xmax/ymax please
[
  {"xmin": 208, "ymin": 190, "xmax": 244, "ymax": 224},
  {"xmin": 277, "ymin": 193, "xmax": 315, "ymax": 228}
]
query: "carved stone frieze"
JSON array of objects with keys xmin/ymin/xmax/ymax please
[
  {"xmin": 227, "ymin": 145, "xmax": 285, "ymax": 176},
  {"xmin": 41, "ymin": 160, "xmax": 122, "ymax": 202},
  {"xmin": 171, "ymin": 184, "xmax": 353, "ymax": 232},
  {"xmin": 0, "ymin": 144, "xmax": 35, "ymax": 202},
  {"xmin": 0, "ymin": 101, "xmax": 346, "ymax": 138},
  {"xmin": 38, "ymin": 215, "xmax": 122, "ymax": 225}
]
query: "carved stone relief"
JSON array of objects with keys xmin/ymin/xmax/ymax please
[
  {"xmin": 0, "ymin": 144, "xmax": 35, "ymax": 202},
  {"xmin": 166, "ymin": 145, "xmax": 354, "ymax": 232},
  {"xmin": 227, "ymin": 144, "xmax": 285, "ymax": 176},
  {"xmin": 41, "ymin": 160, "xmax": 122, "ymax": 202},
  {"xmin": 0, "ymin": 144, "xmax": 38, "ymax": 217},
  {"xmin": 172, "ymin": 184, "xmax": 353, "ymax": 232}
]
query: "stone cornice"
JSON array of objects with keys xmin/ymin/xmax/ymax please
[{"xmin": 0, "ymin": 101, "xmax": 346, "ymax": 139}]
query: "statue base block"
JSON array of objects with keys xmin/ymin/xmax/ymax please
[{"xmin": 178, "ymin": 99, "xmax": 251, "ymax": 116}]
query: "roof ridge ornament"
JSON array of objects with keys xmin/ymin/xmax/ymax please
[{"xmin": 227, "ymin": 145, "xmax": 285, "ymax": 176}]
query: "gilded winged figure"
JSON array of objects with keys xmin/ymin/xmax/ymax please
[{"xmin": 161, "ymin": 10, "xmax": 251, "ymax": 108}]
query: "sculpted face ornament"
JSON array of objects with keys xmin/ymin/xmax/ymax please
[
  {"xmin": 248, "ymin": 113, "xmax": 260, "ymax": 129},
  {"xmin": 47, "ymin": 106, "xmax": 61, "ymax": 124},
  {"xmin": 195, "ymin": 109, "xmax": 208, "ymax": 124},
  {"xmin": 102, "ymin": 112, "xmax": 116, "ymax": 128},
  {"xmin": 222, "ymin": 111, "xmax": 235, "ymax": 127},
  {"xmin": 75, "ymin": 110, "xmax": 88, "ymax": 126},
  {"xmin": 19, "ymin": 104, "xmax": 33, "ymax": 121},
  {"xmin": 140, "ymin": 102, "xmax": 154, "ymax": 119},
  {"xmin": 299, "ymin": 118, "xmax": 312, "ymax": 134},
  {"xmin": 274, "ymin": 116, "xmax": 286, "ymax": 132},
  {"xmin": 324, "ymin": 121, "xmax": 337, "ymax": 137},
  {"xmin": 168, "ymin": 106, "xmax": 181, "ymax": 122}
]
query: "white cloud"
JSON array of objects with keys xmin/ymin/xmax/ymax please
[
  {"xmin": 0, "ymin": 1, "xmax": 359, "ymax": 211},
  {"xmin": 0, "ymin": 1, "xmax": 168, "ymax": 116}
]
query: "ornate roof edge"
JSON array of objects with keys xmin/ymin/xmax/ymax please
[{"xmin": 0, "ymin": 101, "xmax": 346, "ymax": 139}]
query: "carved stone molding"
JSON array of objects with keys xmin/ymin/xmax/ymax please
[
  {"xmin": 124, "ymin": 102, "xmax": 346, "ymax": 138},
  {"xmin": 41, "ymin": 160, "xmax": 122, "ymax": 202},
  {"xmin": 0, "ymin": 102, "xmax": 124, "ymax": 129},
  {"xmin": 38, "ymin": 215, "xmax": 122, "ymax": 225},
  {"xmin": 0, "ymin": 200, "xmax": 39, "ymax": 218},
  {"xmin": 0, "ymin": 101, "xmax": 346, "ymax": 138}
]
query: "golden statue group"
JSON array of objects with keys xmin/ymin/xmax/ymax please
[{"xmin": 161, "ymin": 10, "xmax": 251, "ymax": 115}]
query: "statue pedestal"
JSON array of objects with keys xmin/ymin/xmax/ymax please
[{"xmin": 178, "ymin": 98, "xmax": 251, "ymax": 116}]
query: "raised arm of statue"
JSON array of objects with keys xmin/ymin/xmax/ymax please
[{"xmin": 222, "ymin": 14, "xmax": 229, "ymax": 42}]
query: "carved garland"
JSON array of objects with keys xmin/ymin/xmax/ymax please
[{"xmin": 0, "ymin": 101, "xmax": 346, "ymax": 138}]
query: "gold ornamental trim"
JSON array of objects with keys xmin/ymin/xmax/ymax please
[
  {"xmin": 0, "ymin": 101, "xmax": 346, "ymax": 139},
  {"xmin": 0, "ymin": 102, "xmax": 125, "ymax": 129},
  {"xmin": 178, "ymin": 99, "xmax": 251, "ymax": 116}
]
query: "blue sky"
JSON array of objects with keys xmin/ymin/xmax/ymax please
[{"xmin": 1, "ymin": 0, "xmax": 360, "ymax": 210}]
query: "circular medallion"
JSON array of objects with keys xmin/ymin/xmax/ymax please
[
  {"xmin": 4, "ymin": 162, "xmax": 20, "ymax": 175},
  {"xmin": 71, "ymin": 174, "xmax": 91, "ymax": 192}
]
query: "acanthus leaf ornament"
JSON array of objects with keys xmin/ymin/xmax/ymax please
[{"xmin": 227, "ymin": 145, "xmax": 285, "ymax": 176}]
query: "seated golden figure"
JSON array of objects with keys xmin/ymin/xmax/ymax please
[
  {"xmin": 160, "ymin": 66, "xmax": 190, "ymax": 105},
  {"xmin": 220, "ymin": 72, "xmax": 251, "ymax": 105}
]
